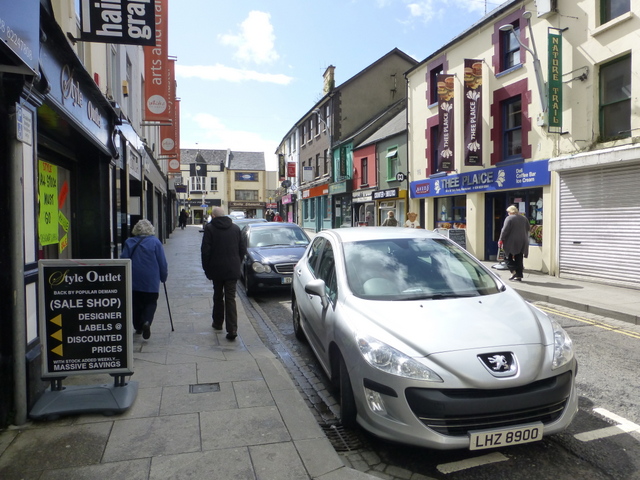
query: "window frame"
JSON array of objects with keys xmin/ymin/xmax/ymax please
[
  {"xmin": 502, "ymin": 95, "xmax": 523, "ymax": 160},
  {"xmin": 600, "ymin": 0, "xmax": 630, "ymax": 24},
  {"xmin": 599, "ymin": 54, "xmax": 631, "ymax": 140},
  {"xmin": 501, "ymin": 22, "xmax": 521, "ymax": 71}
]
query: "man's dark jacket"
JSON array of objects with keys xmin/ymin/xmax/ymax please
[{"xmin": 201, "ymin": 216, "xmax": 247, "ymax": 281}]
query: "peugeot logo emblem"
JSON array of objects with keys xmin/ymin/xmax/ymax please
[{"xmin": 478, "ymin": 352, "xmax": 518, "ymax": 377}]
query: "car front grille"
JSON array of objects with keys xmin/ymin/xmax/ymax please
[
  {"xmin": 274, "ymin": 263, "xmax": 296, "ymax": 274},
  {"xmin": 405, "ymin": 371, "xmax": 573, "ymax": 436}
]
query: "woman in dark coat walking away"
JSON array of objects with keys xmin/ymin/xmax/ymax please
[
  {"xmin": 498, "ymin": 205, "xmax": 530, "ymax": 281},
  {"xmin": 201, "ymin": 207, "xmax": 247, "ymax": 340},
  {"xmin": 179, "ymin": 209, "xmax": 188, "ymax": 229},
  {"xmin": 122, "ymin": 219, "xmax": 169, "ymax": 339}
]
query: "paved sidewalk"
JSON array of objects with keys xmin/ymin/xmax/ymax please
[{"xmin": 0, "ymin": 225, "xmax": 376, "ymax": 480}]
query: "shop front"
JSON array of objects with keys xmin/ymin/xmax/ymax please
[
  {"xmin": 374, "ymin": 188, "xmax": 406, "ymax": 226},
  {"xmin": 301, "ymin": 184, "xmax": 331, "ymax": 232},
  {"xmin": 281, "ymin": 194, "xmax": 296, "ymax": 223},
  {"xmin": 410, "ymin": 160, "xmax": 550, "ymax": 268},
  {"xmin": 330, "ymin": 179, "xmax": 352, "ymax": 228},
  {"xmin": 228, "ymin": 201, "xmax": 265, "ymax": 220},
  {"xmin": 352, "ymin": 188, "xmax": 376, "ymax": 226},
  {"xmin": 0, "ymin": 3, "xmax": 120, "ymax": 427}
]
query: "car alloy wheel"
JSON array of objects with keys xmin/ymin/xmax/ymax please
[{"xmin": 338, "ymin": 354, "xmax": 357, "ymax": 428}]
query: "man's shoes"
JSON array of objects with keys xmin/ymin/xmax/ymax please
[
  {"xmin": 212, "ymin": 323, "xmax": 223, "ymax": 331},
  {"xmin": 142, "ymin": 322, "xmax": 151, "ymax": 339},
  {"xmin": 509, "ymin": 277, "xmax": 522, "ymax": 282},
  {"xmin": 226, "ymin": 333, "xmax": 237, "ymax": 340}
]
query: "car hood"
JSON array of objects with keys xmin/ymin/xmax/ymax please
[
  {"xmin": 247, "ymin": 245, "xmax": 308, "ymax": 264},
  {"xmin": 343, "ymin": 289, "xmax": 548, "ymax": 356}
]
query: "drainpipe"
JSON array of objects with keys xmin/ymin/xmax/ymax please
[{"xmin": 10, "ymin": 108, "xmax": 28, "ymax": 426}]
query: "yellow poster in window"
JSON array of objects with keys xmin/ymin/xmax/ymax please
[{"xmin": 38, "ymin": 160, "xmax": 58, "ymax": 246}]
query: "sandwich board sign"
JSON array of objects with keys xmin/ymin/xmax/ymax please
[{"xmin": 31, "ymin": 259, "xmax": 137, "ymax": 420}]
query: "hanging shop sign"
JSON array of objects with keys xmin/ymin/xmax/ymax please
[
  {"xmin": 38, "ymin": 259, "xmax": 133, "ymax": 377},
  {"xmin": 79, "ymin": 0, "xmax": 155, "ymax": 46},
  {"xmin": 436, "ymin": 73, "xmax": 455, "ymax": 172},
  {"xmin": 410, "ymin": 159, "xmax": 550, "ymax": 198},
  {"xmin": 548, "ymin": 29, "xmax": 563, "ymax": 134},
  {"xmin": 463, "ymin": 59, "xmax": 483, "ymax": 166},
  {"xmin": 373, "ymin": 188, "xmax": 399, "ymax": 200}
]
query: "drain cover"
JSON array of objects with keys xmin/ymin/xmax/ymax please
[
  {"xmin": 189, "ymin": 383, "xmax": 220, "ymax": 393},
  {"xmin": 321, "ymin": 422, "xmax": 363, "ymax": 452}
]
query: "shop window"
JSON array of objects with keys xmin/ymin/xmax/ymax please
[
  {"xmin": 506, "ymin": 190, "xmax": 543, "ymax": 245},
  {"xmin": 503, "ymin": 95, "xmax": 522, "ymax": 159},
  {"xmin": 235, "ymin": 190, "xmax": 259, "ymax": 201},
  {"xmin": 435, "ymin": 195, "xmax": 466, "ymax": 229},
  {"xmin": 501, "ymin": 22, "xmax": 521, "ymax": 71},
  {"xmin": 601, "ymin": 0, "xmax": 630, "ymax": 24},
  {"xmin": 599, "ymin": 55, "xmax": 631, "ymax": 141}
]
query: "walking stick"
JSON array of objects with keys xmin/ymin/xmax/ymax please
[{"xmin": 163, "ymin": 282, "xmax": 175, "ymax": 331}]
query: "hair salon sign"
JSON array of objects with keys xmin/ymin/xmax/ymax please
[{"xmin": 79, "ymin": 0, "xmax": 156, "ymax": 46}]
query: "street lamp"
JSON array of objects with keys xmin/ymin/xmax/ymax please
[{"xmin": 500, "ymin": 11, "xmax": 548, "ymax": 113}]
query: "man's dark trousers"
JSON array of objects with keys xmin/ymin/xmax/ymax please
[{"xmin": 212, "ymin": 279, "xmax": 238, "ymax": 334}]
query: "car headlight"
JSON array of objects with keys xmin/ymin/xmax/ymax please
[
  {"xmin": 356, "ymin": 334, "xmax": 443, "ymax": 382},
  {"xmin": 251, "ymin": 262, "xmax": 271, "ymax": 274},
  {"xmin": 551, "ymin": 319, "xmax": 574, "ymax": 369}
]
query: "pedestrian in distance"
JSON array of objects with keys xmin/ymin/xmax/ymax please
[
  {"xmin": 273, "ymin": 211, "xmax": 283, "ymax": 222},
  {"xmin": 382, "ymin": 211, "xmax": 398, "ymax": 226},
  {"xmin": 201, "ymin": 206, "xmax": 247, "ymax": 340},
  {"xmin": 122, "ymin": 219, "xmax": 168, "ymax": 339},
  {"xmin": 498, "ymin": 205, "xmax": 530, "ymax": 281},
  {"xmin": 179, "ymin": 209, "xmax": 188, "ymax": 229}
]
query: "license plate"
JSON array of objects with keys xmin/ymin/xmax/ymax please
[
  {"xmin": 469, "ymin": 423, "xmax": 543, "ymax": 450},
  {"xmin": 281, "ymin": 276, "xmax": 292, "ymax": 284}
]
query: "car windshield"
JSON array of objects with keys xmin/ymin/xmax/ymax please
[
  {"xmin": 249, "ymin": 227, "xmax": 310, "ymax": 248},
  {"xmin": 343, "ymin": 238, "xmax": 501, "ymax": 300}
]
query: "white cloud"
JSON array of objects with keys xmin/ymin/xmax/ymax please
[
  {"xmin": 175, "ymin": 64, "xmax": 293, "ymax": 85},
  {"xmin": 219, "ymin": 11, "xmax": 279, "ymax": 65}
]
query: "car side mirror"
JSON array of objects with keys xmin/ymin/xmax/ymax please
[{"xmin": 304, "ymin": 279, "xmax": 328, "ymax": 308}]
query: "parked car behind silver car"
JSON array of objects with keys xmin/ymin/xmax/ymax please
[{"xmin": 291, "ymin": 227, "xmax": 578, "ymax": 450}]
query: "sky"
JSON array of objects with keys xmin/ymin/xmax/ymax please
[{"xmin": 168, "ymin": 0, "xmax": 504, "ymax": 170}]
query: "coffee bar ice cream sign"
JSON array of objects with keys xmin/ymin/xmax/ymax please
[{"xmin": 410, "ymin": 159, "xmax": 550, "ymax": 198}]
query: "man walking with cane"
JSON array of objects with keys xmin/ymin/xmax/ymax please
[{"xmin": 201, "ymin": 207, "xmax": 247, "ymax": 340}]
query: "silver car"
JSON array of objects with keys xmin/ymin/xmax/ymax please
[{"xmin": 291, "ymin": 227, "xmax": 578, "ymax": 450}]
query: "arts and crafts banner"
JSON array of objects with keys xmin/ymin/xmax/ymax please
[
  {"xmin": 143, "ymin": 0, "xmax": 170, "ymax": 121},
  {"xmin": 463, "ymin": 59, "xmax": 483, "ymax": 166}
]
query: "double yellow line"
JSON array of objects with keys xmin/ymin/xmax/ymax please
[{"xmin": 538, "ymin": 305, "xmax": 640, "ymax": 340}]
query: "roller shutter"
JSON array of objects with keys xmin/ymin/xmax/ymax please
[{"xmin": 558, "ymin": 164, "xmax": 640, "ymax": 289}]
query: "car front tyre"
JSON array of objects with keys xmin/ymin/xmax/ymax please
[{"xmin": 338, "ymin": 354, "xmax": 357, "ymax": 428}]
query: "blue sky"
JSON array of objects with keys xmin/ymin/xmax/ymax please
[{"xmin": 169, "ymin": 0, "xmax": 502, "ymax": 170}]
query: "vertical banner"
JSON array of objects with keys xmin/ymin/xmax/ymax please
[
  {"xmin": 548, "ymin": 30, "xmax": 563, "ymax": 133},
  {"xmin": 39, "ymin": 160, "xmax": 58, "ymax": 246},
  {"xmin": 437, "ymin": 73, "xmax": 455, "ymax": 172},
  {"xmin": 287, "ymin": 162, "xmax": 296, "ymax": 178},
  {"xmin": 463, "ymin": 59, "xmax": 483, "ymax": 166},
  {"xmin": 162, "ymin": 58, "xmax": 180, "ymax": 172},
  {"xmin": 143, "ymin": 0, "xmax": 170, "ymax": 121}
]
